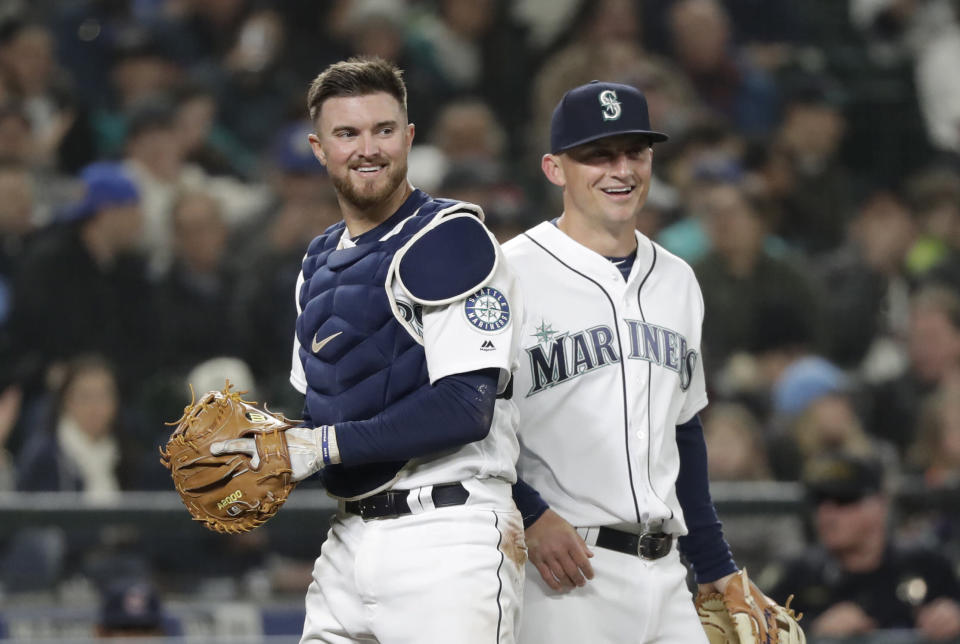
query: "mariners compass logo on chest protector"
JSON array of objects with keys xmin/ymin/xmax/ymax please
[{"xmin": 599, "ymin": 89, "xmax": 622, "ymax": 121}]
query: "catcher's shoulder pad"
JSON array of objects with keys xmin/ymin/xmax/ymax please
[{"xmin": 395, "ymin": 205, "xmax": 497, "ymax": 305}]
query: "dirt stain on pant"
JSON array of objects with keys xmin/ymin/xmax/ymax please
[{"xmin": 501, "ymin": 525, "xmax": 528, "ymax": 568}]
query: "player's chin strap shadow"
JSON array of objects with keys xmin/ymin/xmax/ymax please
[{"xmin": 211, "ymin": 438, "xmax": 260, "ymax": 469}]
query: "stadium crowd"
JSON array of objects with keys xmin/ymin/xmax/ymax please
[{"xmin": 0, "ymin": 0, "xmax": 959, "ymax": 640}]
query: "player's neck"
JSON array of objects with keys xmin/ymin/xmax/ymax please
[
  {"xmin": 557, "ymin": 212, "xmax": 637, "ymax": 257},
  {"xmin": 339, "ymin": 181, "xmax": 413, "ymax": 238}
]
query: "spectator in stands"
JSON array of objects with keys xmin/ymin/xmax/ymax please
[
  {"xmin": 907, "ymin": 372, "xmax": 960, "ymax": 489},
  {"xmin": 96, "ymin": 579, "xmax": 167, "ymax": 638},
  {"xmin": 91, "ymin": 28, "xmax": 183, "ymax": 158},
  {"xmin": 907, "ymin": 165, "xmax": 960, "ymax": 290},
  {"xmin": 851, "ymin": 0, "xmax": 960, "ymax": 157},
  {"xmin": 155, "ymin": 190, "xmax": 239, "ymax": 375},
  {"xmin": 869, "ymin": 285, "xmax": 960, "ymax": 454},
  {"xmin": 15, "ymin": 354, "xmax": 144, "ymax": 497},
  {"xmin": 122, "ymin": 101, "xmax": 269, "ymax": 275},
  {"xmin": 2, "ymin": 161, "xmax": 157, "ymax": 396},
  {"xmin": 817, "ymin": 188, "xmax": 917, "ymax": 377},
  {"xmin": 209, "ymin": 8, "xmax": 303, "ymax": 153},
  {"xmin": 666, "ymin": 0, "xmax": 779, "ymax": 137},
  {"xmin": 405, "ymin": 0, "xmax": 533, "ymax": 147},
  {"xmin": 171, "ymin": 83, "xmax": 256, "ymax": 180},
  {"xmin": 768, "ymin": 451, "xmax": 960, "ymax": 641},
  {"xmin": 0, "ymin": 162, "xmax": 35, "ymax": 334},
  {"xmin": 655, "ymin": 119, "xmax": 745, "ymax": 262},
  {"xmin": 693, "ymin": 179, "xmax": 819, "ymax": 372},
  {"xmin": 769, "ymin": 361, "xmax": 898, "ymax": 482},
  {"xmin": 0, "ymin": 18, "xmax": 95, "ymax": 172},
  {"xmin": 772, "ymin": 75, "xmax": 856, "ymax": 257},
  {"xmin": 0, "ymin": 102, "xmax": 76, "ymax": 225},
  {"xmin": 703, "ymin": 402, "xmax": 770, "ymax": 482}
]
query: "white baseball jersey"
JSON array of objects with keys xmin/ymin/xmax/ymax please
[
  {"xmin": 503, "ymin": 221, "xmax": 708, "ymax": 535},
  {"xmin": 290, "ymin": 213, "xmax": 524, "ymax": 492}
]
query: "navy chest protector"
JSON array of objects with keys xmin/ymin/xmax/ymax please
[{"xmin": 296, "ymin": 190, "xmax": 497, "ymax": 498}]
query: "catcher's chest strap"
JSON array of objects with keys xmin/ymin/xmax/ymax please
[
  {"xmin": 344, "ymin": 482, "xmax": 469, "ymax": 520},
  {"xmin": 577, "ymin": 526, "xmax": 673, "ymax": 560}
]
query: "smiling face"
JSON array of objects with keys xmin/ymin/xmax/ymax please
[
  {"xmin": 308, "ymin": 92, "xmax": 413, "ymax": 220},
  {"xmin": 543, "ymin": 133, "xmax": 653, "ymax": 229}
]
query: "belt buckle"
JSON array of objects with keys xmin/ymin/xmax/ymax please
[{"xmin": 637, "ymin": 532, "xmax": 670, "ymax": 560}]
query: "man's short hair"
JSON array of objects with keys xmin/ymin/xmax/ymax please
[{"xmin": 307, "ymin": 57, "xmax": 407, "ymax": 123}]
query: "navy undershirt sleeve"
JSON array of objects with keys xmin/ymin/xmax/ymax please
[
  {"xmin": 675, "ymin": 414, "xmax": 738, "ymax": 583},
  {"xmin": 331, "ymin": 368, "xmax": 499, "ymax": 465},
  {"xmin": 513, "ymin": 477, "xmax": 549, "ymax": 528}
]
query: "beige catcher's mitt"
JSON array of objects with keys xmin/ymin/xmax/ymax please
[
  {"xmin": 160, "ymin": 383, "xmax": 299, "ymax": 533},
  {"xmin": 696, "ymin": 569, "xmax": 805, "ymax": 644}
]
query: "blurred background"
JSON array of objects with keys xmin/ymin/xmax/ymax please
[{"xmin": 0, "ymin": 0, "xmax": 959, "ymax": 641}]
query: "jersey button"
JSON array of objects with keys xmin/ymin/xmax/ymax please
[{"xmin": 635, "ymin": 430, "xmax": 644, "ymax": 439}]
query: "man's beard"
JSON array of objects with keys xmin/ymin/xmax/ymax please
[{"xmin": 331, "ymin": 158, "xmax": 407, "ymax": 211}]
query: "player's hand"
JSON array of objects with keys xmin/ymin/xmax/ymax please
[
  {"xmin": 697, "ymin": 571, "xmax": 740, "ymax": 597},
  {"xmin": 811, "ymin": 601, "xmax": 876, "ymax": 637},
  {"xmin": 916, "ymin": 597, "xmax": 960, "ymax": 641},
  {"xmin": 525, "ymin": 508, "xmax": 594, "ymax": 592},
  {"xmin": 211, "ymin": 426, "xmax": 328, "ymax": 482}
]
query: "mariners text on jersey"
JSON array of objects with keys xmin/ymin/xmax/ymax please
[{"xmin": 525, "ymin": 319, "xmax": 698, "ymax": 396}]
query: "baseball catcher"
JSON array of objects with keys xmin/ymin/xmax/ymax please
[
  {"xmin": 160, "ymin": 382, "xmax": 325, "ymax": 533},
  {"xmin": 696, "ymin": 569, "xmax": 805, "ymax": 644}
]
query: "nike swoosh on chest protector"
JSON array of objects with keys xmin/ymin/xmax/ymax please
[{"xmin": 312, "ymin": 331, "xmax": 343, "ymax": 353}]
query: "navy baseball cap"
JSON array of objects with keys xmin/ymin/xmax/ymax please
[
  {"xmin": 550, "ymin": 81, "xmax": 668, "ymax": 154},
  {"xmin": 61, "ymin": 162, "xmax": 140, "ymax": 223},
  {"xmin": 272, "ymin": 121, "xmax": 327, "ymax": 175},
  {"xmin": 99, "ymin": 580, "xmax": 162, "ymax": 631}
]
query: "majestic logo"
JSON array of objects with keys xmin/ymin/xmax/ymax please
[
  {"xmin": 312, "ymin": 330, "xmax": 343, "ymax": 353},
  {"xmin": 480, "ymin": 340, "xmax": 496, "ymax": 351},
  {"xmin": 525, "ymin": 318, "xmax": 698, "ymax": 396},
  {"xmin": 599, "ymin": 89, "xmax": 622, "ymax": 121},
  {"xmin": 464, "ymin": 287, "xmax": 511, "ymax": 333}
]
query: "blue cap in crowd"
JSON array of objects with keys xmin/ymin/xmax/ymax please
[
  {"xmin": 272, "ymin": 121, "xmax": 326, "ymax": 175},
  {"xmin": 773, "ymin": 356, "xmax": 848, "ymax": 417},
  {"xmin": 550, "ymin": 81, "xmax": 668, "ymax": 154},
  {"xmin": 62, "ymin": 162, "xmax": 140, "ymax": 223}
]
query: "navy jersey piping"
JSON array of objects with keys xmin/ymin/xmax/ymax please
[
  {"xmin": 493, "ymin": 511, "xmax": 504, "ymax": 643},
  {"xmin": 524, "ymin": 233, "xmax": 642, "ymax": 524},
  {"xmin": 635, "ymin": 243, "xmax": 672, "ymax": 519}
]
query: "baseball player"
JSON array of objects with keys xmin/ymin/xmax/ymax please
[
  {"xmin": 287, "ymin": 57, "xmax": 525, "ymax": 643},
  {"xmin": 504, "ymin": 81, "xmax": 740, "ymax": 643}
]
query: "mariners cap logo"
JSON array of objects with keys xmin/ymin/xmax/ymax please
[
  {"xmin": 464, "ymin": 287, "xmax": 511, "ymax": 333},
  {"xmin": 599, "ymin": 89, "xmax": 622, "ymax": 121}
]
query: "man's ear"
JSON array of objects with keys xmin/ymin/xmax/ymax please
[
  {"xmin": 541, "ymin": 154, "xmax": 565, "ymax": 187},
  {"xmin": 308, "ymin": 133, "xmax": 326, "ymax": 166}
]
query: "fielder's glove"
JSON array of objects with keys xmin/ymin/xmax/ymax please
[
  {"xmin": 159, "ymin": 382, "xmax": 327, "ymax": 534},
  {"xmin": 696, "ymin": 569, "xmax": 805, "ymax": 644}
]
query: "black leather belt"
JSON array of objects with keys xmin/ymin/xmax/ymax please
[
  {"xmin": 595, "ymin": 526, "xmax": 673, "ymax": 560},
  {"xmin": 344, "ymin": 483, "xmax": 469, "ymax": 520}
]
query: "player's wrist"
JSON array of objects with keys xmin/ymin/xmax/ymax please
[
  {"xmin": 285, "ymin": 425, "xmax": 339, "ymax": 480},
  {"xmin": 320, "ymin": 424, "xmax": 341, "ymax": 466}
]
